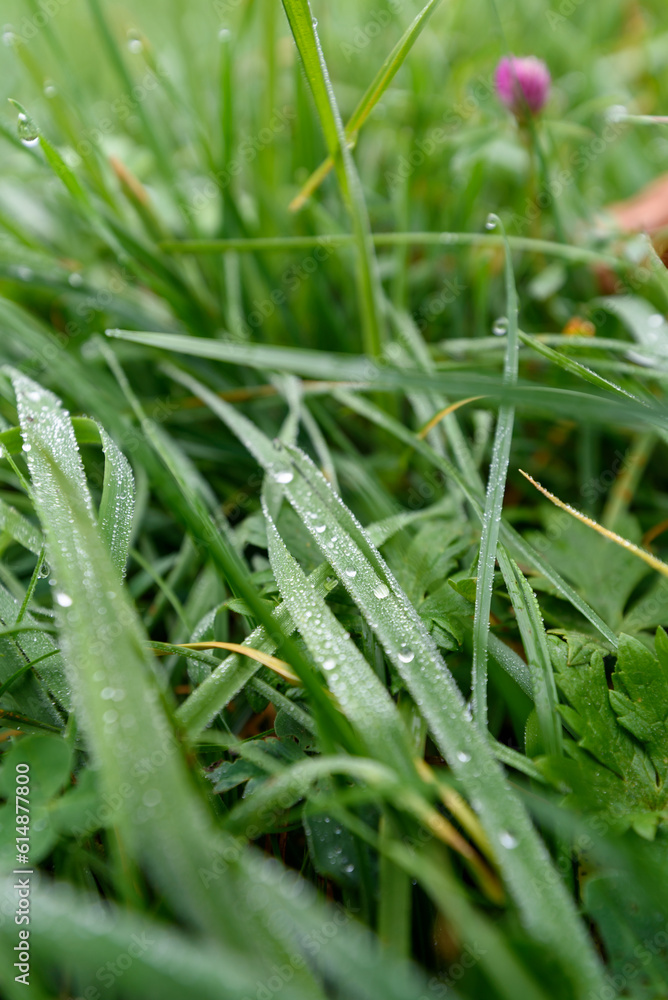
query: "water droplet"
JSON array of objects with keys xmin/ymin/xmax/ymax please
[
  {"xmin": 37, "ymin": 560, "xmax": 50, "ymax": 579},
  {"xmin": 398, "ymin": 645, "xmax": 414, "ymax": 663},
  {"xmin": 103, "ymin": 710, "xmax": 118, "ymax": 724},
  {"xmin": 492, "ymin": 317, "xmax": 508, "ymax": 336},
  {"xmin": 17, "ymin": 111, "xmax": 40, "ymax": 147},
  {"xmin": 218, "ymin": 27, "xmax": 231, "ymax": 41},
  {"xmin": 127, "ymin": 34, "xmax": 143, "ymax": 54},
  {"xmin": 485, "ymin": 213, "xmax": 499, "ymax": 230},
  {"xmin": 55, "ymin": 591, "xmax": 72, "ymax": 607},
  {"xmin": 344, "ymin": 568, "xmax": 357, "ymax": 579},
  {"xmin": 274, "ymin": 470, "xmax": 293, "ymax": 484},
  {"xmin": 100, "ymin": 687, "xmax": 115, "ymax": 700},
  {"xmin": 457, "ymin": 751, "xmax": 471, "ymax": 763},
  {"xmin": 322, "ymin": 658, "xmax": 336, "ymax": 671},
  {"xmin": 68, "ymin": 272, "xmax": 83, "ymax": 287},
  {"xmin": 143, "ymin": 789, "xmax": 162, "ymax": 807},
  {"xmin": 499, "ymin": 831, "xmax": 518, "ymax": 849},
  {"xmin": 606, "ymin": 104, "xmax": 627, "ymax": 123},
  {"xmin": 373, "ymin": 582, "xmax": 390, "ymax": 600},
  {"xmin": 43, "ymin": 81, "xmax": 57, "ymax": 98},
  {"xmin": 648, "ymin": 313, "xmax": 664, "ymax": 328},
  {"xmin": 314, "ymin": 524, "xmax": 326, "ymax": 534},
  {"xmin": 343, "ymin": 863, "xmax": 354, "ymax": 873},
  {"xmin": 3, "ymin": 29, "xmax": 16, "ymax": 47}
]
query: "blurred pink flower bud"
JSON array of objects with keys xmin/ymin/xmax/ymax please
[{"xmin": 495, "ymin": 56, "xmax": 551, "ymax": 116}]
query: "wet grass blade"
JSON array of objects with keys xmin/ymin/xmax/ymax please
[
  {"xmin": 264, "ymin": 501, "xmax": 415, "ymax": 776},
  {"xmin": 280, "ymin": 0, "xmax": 385, "ymax": 355},
  {"xmin": 97, "ymin": 426, "xmax": 135, "ymax": 578},
  {"xmin": 5, "ymin": 368, "xmax": 333, "ymax": 992},
  {"xmin": 497, "ymin": 547, "xmax": 562, "ymax": 757},
  {"xmin": 334, "ymin": 388, "xmax": 619, "ymax": 646},
  {"xmin": 289, "ymin": 0, "xmax": 443, "ymax": 210},
  {"xmin": 163, "ymin": 364, "xmax": 606, "ymax": 998},
  {"xmin": 471, "ymin": 216, "xmax": 519, "ymax": 729}
]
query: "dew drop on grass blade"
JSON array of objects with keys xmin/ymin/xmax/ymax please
[
  {"xmin": 163, "ymin": 364, "xmax": 606, "ymax": 999},
  {"xmin": 471, "ymin": 215, "xmax": 519, "ymax": 730}
]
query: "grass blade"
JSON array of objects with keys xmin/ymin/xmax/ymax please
[
  {"xmin": 471, "ymin": 216, "xmax": 519, "ymax": 728},
  {"xmin": 281, "ymin": 0, "xmax": 385, "ymax": 355},
  {"xmin": 289, "ymin": 0, "xmax": 443, "ymax": 210},
  {"xmin": 163, "ymin": 363, "xmax": 606, "ymax": 997},
  {"xmin": 97, "ymin": 425, "xmax": 135, "ymax": 578},
  {"xmin": 497, "ymin": 547, "xmax": 562, "ymax": 757}
]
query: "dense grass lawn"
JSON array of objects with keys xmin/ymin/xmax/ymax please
[{"xmin": 1, "ymin": 0, "xmax": 668, "ymax": 996}]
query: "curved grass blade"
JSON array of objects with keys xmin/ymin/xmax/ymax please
[
  {"xmin": 0, "ymin": 497, "xmax": 42, "ymax": 555},
  {"xmin": 289, "ymin": 0, "xmax": 443, "ymax": 211},
  {"xmin": 496, "ymin": 547, "xmax": 562, "ymax": 757},
  {"xmin": 520, "ymin": 470, "xmax": 668, "ymax": 578},
  {"xmin": 0, "ymin": 876, "xmax": 307, "ymax": 1000},
  {"xmin": 97, "ymin": 425, "xmax": 135, "ymax": 578},
  {"xmin": 334, "ymin": 388, "xmax": 619, "ymax": 646},
  {"xmin": 280, "ymin": 0, "xmax": 385, "ymax": 355},
  {"xmin": 264, "ymin": 502, "xmax": 415, "ymax": 776},
  {"xmin": 518, "ymin": 331, "xmax": 646, "ymax": 403},
  {"xmin": 163, "ymin": 365, "xmax": 606, "ymax": 997},
  {"xmin": 175, "ymin": 564, "xmax": 332, "ymax": 738},
  {"xmin": 105, "ymin": 327, "xmax": 664, "ymax": 432},
  {"xmin": 5, "ymin": 369, "xmax": 333, "ymax": 993}
]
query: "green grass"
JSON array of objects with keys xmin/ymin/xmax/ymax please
[{"xmin": 0, "ymin": 0, "xmax": 668, "ymax": 996}]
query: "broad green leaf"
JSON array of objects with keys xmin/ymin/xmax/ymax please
[
  {"xmin": 527, "ymin": 511, "xmax": 650, "ymax": 630},
  {"xmin": 0, "ymin": 734, "xmax": 73, "ymax": 866},
  {"xmin": 540, "ymin": 633, "xmax": 668, "ymax": 839},
  {"xmin": 0, "ymin": 583, "xmax": 68, "ymax": 719}
]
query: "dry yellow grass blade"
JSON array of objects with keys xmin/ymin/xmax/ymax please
[
  {"xmin": 168, "ymin": 642, "xmax": 302, "ymax": 685},
  {"xmin": 520, "ymin": 470, "xmax": 668, "ymax": 577},
  {"xmin": 417, "ymin": 397, "xmax": 485, "ymax": 439}
]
